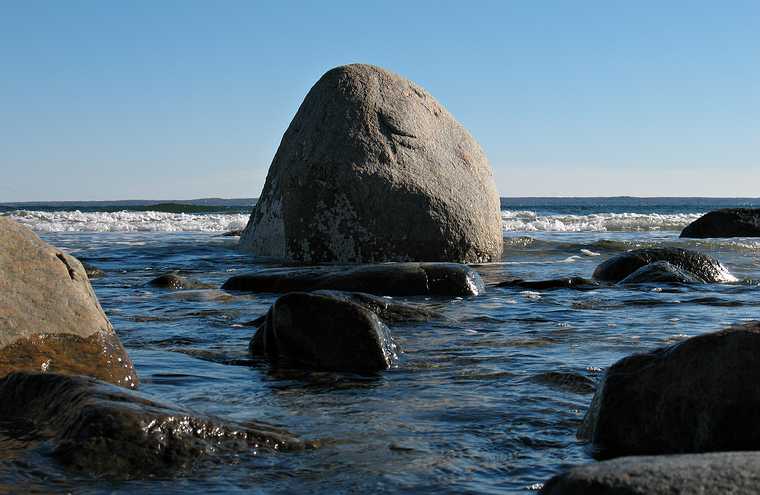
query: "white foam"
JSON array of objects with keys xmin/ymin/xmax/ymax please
[
  {"xmin": 8, "ymin": 210, "xmax": 248, "ymax": 233},
  {"xmin": 501, "ymin": 210, "xmax": 703, "ymax": 233}
]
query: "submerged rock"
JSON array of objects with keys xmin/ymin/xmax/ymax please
[
  {"xmin": 0, "ymin": 372, "xmax": 307, "ymax": 476},
  {"xmin": 148, "ymin": 273, "xmax": 209, "ymax": 290},
  {"xmin": 681, "ymin": 208, "xmax": 760, "ymax": 238},
  {"xmin": 617, "ymin": 260, "xmax": 702, "ymax": 285},
  {"xmin": 579, "ymin": 322, "xmax": 760, "ymax": 457},
  {"xmin": 496, "ymin": 277, "xmax": 599, "ymax": 291},
  {"xmin": 81, "ymin": 261, "xmax": 106, "ymax": 278},
  {"xmin": 542, "ymin": 451, "xmax": 760, "ymax": 495},
  {"xmin": 239, "ymin": 63, "xmax": 503, "ymax": 263},
  {"xmin": 250, "ymin": 292, "xmax": 399, "ymax": 372},
  {"xmin": 0, "ymin": 217, "xmax": 138, "ymax": 388},
  {"xmin": 592, "ymin": 248, "xmax": 736, "ymax": 284},
  {"xmin": 223, "ymin": 262, "xmax": 485, "ymax": 297}
]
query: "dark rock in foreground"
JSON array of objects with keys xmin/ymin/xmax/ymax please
[
  {"xmin": 592, "ymin": 248, "xmax": 736, "ymax": 284},
  {"xmin": 148, "ymin": 273, "xmax": 209, "ymax": 290},
  {"xmin": 579, "ymin": 322, "xmax": 760, "ymax": 457},
  {"xmin": 223, "ymin": 262, "xmax": 485, "ymax": 297},
  {"xmin": 618, "ymin": 260, "xmax": 702, "ymax": 285},
  {"xmin": 0, "ymin": 217, "xmax": 138, "ymax": 388},
  {"xmin": 239, "ymin": 63, "xmax": 502, "ymax": 263},
  {"xmin": 250, "ymin": 292, "xmax": 399, "ymax": 372},
  {"xmin": 0, "ymin": 372, "xmax": 308, "ymax": 476},
  {"xmin": 681, "ymin": 208, "xmax": 760, "ymax": 238},
  {"xmin": 542, "ymin": 451, "xmax": 760, "ymax": 495}
]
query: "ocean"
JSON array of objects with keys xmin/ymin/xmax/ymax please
[{"xmin": 2, "ymin": 197, "xmax": 760, "ymax": 494}]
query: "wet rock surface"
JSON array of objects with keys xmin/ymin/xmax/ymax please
[
  {"xmin": 542, "ymin": 451, "xmax": 760, "ymax": 495},
  {"xmin": 0, "ymin": 217, "xmax": 137, "ymax": 388},
  {"xmin": 223, "ymin": 262, "xmax": 485, "ymax": 297},
  {"xmin": 617, "ymin": 260, "xmax": 702, "ymax": 284},
  {"xmin": 592, "ymin": 248, "xmax": 737, "ymax": 284},
  {"xmin": 250, "ymin": 292, "xmax": 399, "ymax": 372},
  {"xmin": 579, "ymin": 322, "xmax": 760, "ymax": 457},
  {"xmin": 0, "ymin": 372, "xmax": 308, "ymax": 477},
  {"xmin": 148, "ymin": 273, "xmax": 210, "ymax": 290},
  {"xmin": 681, "ymin": 208, "xmax": 760, "ymax": 238},
  {"xmin": 239, "ymin": 63, "xmax": 502, "ymax": 263}
]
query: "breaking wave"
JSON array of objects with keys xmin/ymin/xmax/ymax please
[
  {"xmin": 7, "ymin": 210, "xmax": 248, "ymax": 233},
  {"xmin": 502, "ymin": 210, "xmax": 703, "ymax": 233}
]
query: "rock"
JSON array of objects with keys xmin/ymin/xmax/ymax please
[
  {"xmin": 239, "ymin": 63, "xmax": 502, "ymax": 263},
  {"xmin": 222, "ymin": 229, "xmax": 243, "ymax": 237},
  {"xmin": 0, "ymin": 217, "xmax": 138, "ymax": 388},
  {"xmin": 541, "ymin": 451, "xmax": 760, "ymax": 495},
  {"xmin": 311, "ymin": 290, "xmax": 436, "ymax": 323},
  {"xmin": 148, "ymin": 273, "xmax": 209, "ymax": 289},
  {"xmin": 592, "ymin": 248, "xmax": 737, "ymax": 284},
  {"xmin": 681, "ymin": 208, "xmax": 760, "ymax": 238},
  {"xmin": 496, "ymin": 277, "xmax": 599, "ymax": 290},
  {"xmin": 617, "ymin": 260, "xmax": 702, "ymax": 284},
  {"xmin": 579, "ymin": 322, "xmax": 760, "ymax": 458},
  {"xmin": 0, "ymin": 372, "xmax": 307, "ymax": 476},
  {"xmin": 80, "ymin": 261, "xmax": 105, "ymax": 278},
  {"xmin": 250, "ymin": 292, "xmax": 399, "ymax": 372},
  {"xmin": 222, "ymin": 262, "xmax": 485, "ymax": 297},
  {"xmin": 530, "ymin": 371, "xmax": 596, "ymax": 395}
]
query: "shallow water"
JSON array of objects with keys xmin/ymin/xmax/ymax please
[{"xmin": 3, "ymin": 199, "xmax": 760, "ymax": 493}]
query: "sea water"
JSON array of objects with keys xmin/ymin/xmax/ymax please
[{"xmin": 2, "ymin": 197, "xmax": 760, "ymax": 494}]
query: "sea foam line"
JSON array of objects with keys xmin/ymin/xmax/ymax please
[
  {"xmin": 501, "ymin": 210, "xmax": 703, "ymax": 233},
  {"xmin": 8, "ymin": 210, "xmax": 248, "ymax": 233}
]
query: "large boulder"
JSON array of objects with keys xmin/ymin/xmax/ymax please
[
  {"xmin": 681, "ymin": 208, "xmax": 760, "ymax": 238},
  {"xmin": 592, "ymin": 248, "xmax": 737, "ymax": 284},
  {"xmin": 0, "ymin": 372, "xmax": 306, "ymax": 476},
  {"xmin": 542, "ymin": 452, "xmax": 760, "ymax": 495},
  {"xmin": 579, "ymin": 322, "xmax": 760, "ymax": 458},
  {"xmin": 0, "ymin": 217, "xmax": 138, "ymax": 388},
  {"xmin": 239, "ymin": 63, "xmax": 503, "ymax": 263},
  {"xmin": 222, "ymin": 262, "xmax": 485, "ymax": 297},
  {"xmin": 250, "ymin": 292, "xmax": 399, "ymax": 372}
]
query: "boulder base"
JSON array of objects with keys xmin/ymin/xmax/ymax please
[
  {"xmin": 240, "ymin": 63, "xmax": 502, "ymax": 263},
  {"xmin": 0, "ymin": 217, "xmax": 137, "ymax": 388}
]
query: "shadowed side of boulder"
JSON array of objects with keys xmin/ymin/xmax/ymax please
[
  {"xmin": 222, "ymin": 262, "xmax": 484, "ymax": 297},
  {"xmin": 579, "ymin": 322, "xmax": 760, "ymax": 457},
  {"xmin": 239, "ymin": 63, "xmax": 502, "ymax": 263},
  {"xmin": 0, "ymin": 217, "xmax": 138, "ymax": 388},
  {"xmin": 250, "ymin": 292, "xmax": 399, "ymax": 372},
  {"xmin": 0, "ymin": 372, "xmax": 307, "ymax": 476},
  {"xmin": 542, "ymin": 452, "xmax": 760, "ymax": 495},
  {"xmin": 681, "ymin": 208, "xmax": 760, "ymax": 238}
]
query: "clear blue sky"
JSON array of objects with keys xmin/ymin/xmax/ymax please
[{"xmin": 2, "ymin": 1, "xmax": 758, "ymax": 201}]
